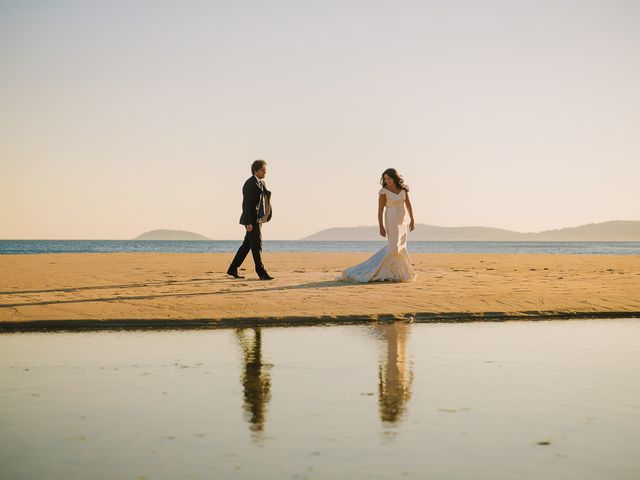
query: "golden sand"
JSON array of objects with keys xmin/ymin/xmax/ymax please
[{"xmin": 1, "ymin": 252, "xmax": 639, "ymax": 328}]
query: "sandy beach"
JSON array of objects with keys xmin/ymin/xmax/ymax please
[{"xmin": 1, "ymin": 252, "xmax": 639, "ymax": 329}]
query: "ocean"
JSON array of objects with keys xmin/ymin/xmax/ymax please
[{"xmin": 1, "ymin": 240, "xmax": 639, "ymax": 255}]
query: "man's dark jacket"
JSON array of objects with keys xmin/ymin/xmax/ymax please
[{"xmin": 239, "ymin": 176, "xmax": 272, "ymax": 226}]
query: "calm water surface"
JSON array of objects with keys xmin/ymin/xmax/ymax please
[
  {"xmin": 2, "ymin": 239, "xmax": 640, "ymax": 255},
  {"xmin": 1, "ymin": 320, "xmax": 639, "ymax": 479}
]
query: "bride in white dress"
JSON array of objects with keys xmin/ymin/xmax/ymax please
[{"xmin": 341, "ymin": 168, "xmax": 416, "ymax": 283}]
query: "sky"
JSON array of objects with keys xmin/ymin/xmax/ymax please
[{"xmin": 1, "ymin": 0, "xmax": 639, "ymax": 240}]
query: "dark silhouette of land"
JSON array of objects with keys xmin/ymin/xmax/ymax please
[{"xmin": 303, "ymin": 220, "xmax": 640, "ymax": 241}]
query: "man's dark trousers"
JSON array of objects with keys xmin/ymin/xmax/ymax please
[{"xmin": 229, "ymin": 222, "xmax": 265, "ymax": 276}]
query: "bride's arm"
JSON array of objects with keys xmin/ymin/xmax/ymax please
[
  {"xmin": 404, "ymin": 191, "xmax": 415, "ymax": 232},
  {"xmin": 378, "ymin": 194, "xmax": 386, "ymax": 237}
]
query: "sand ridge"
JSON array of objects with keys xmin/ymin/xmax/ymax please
[{"xmin": 1, "ymin": 252, "xmax": 639, "ymax": 329}]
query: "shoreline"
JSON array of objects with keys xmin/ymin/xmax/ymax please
[
  {"xmin": 1, "ymin": 252, "xmax": 639, "ymax": 332},
  {"xmin": 2, "ymin": 311, "xmax": 640, "ymax": 333}
]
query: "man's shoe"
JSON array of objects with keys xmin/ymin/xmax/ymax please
[
  {"xmin": 259, "ymin": 272, "xmax": 274, "ymax": 281},
  {"xmin": 227, "ymin": 268, "xmax": 245, "ymax": 279}
]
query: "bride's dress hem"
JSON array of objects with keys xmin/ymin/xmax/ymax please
[
  {"xmin": 339, "ymin": 244, "xmax": 416, "ymax": 284},
  {"xmin": 339, "ymin": 275, "xmax": 417, "ymax": 284}
]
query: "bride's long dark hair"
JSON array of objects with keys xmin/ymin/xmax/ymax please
[{"xmin": 380, "ymin": 168, "xmax": 409, "ymax": 191}]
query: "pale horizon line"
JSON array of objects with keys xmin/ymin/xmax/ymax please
[{"xmin": 1, "ymin": 219, "xmax": 639, "ymax": 241}]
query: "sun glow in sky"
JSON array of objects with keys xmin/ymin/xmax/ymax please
[{"xmin": 1, "ymin": 0, "xmax": 639, "ymax": 239}]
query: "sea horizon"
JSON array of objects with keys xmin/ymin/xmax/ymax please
[{"xmin": 1, "ymin": 239, "xmax": 639, "ymax": 256}]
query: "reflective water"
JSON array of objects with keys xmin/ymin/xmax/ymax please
[{"xmin": 1, "ymin": 320, "xmax": 639, "ymax": 479}]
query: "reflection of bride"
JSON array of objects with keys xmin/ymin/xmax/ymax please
[
  {"xmin": 341, "ymin": 168, "xmax": 416, "ymax": 283},
  {"xmin": 235, "ymin": 328, "xmax": 271, "ymax": 434},
  {"xmin": 374, "ymin": 322, "xmax": 413, "ymax": 423}
]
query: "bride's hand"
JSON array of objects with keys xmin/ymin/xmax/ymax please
[
  {"xmin": 409, "ymin": 220, "xmax": 415, "ymax": 232},
  {"xmin": 379, "ymin": 226, "xmax": 386, "ymax": 237}
]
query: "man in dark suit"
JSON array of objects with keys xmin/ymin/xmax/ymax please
[{"xmin": 227, "ymin": 159, "xmax": 273, "ymax": 280}]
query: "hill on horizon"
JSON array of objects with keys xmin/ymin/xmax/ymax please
[
  {"xmin": 302, "ymin": 221, "xmax": 640, "ymax": 242},
  {"xmin": 134, "ymin": 229, "xmax": 210, "ymax": 241}
]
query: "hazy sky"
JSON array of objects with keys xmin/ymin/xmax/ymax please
[{"xmin": 2, "ymin": 0, "xmax": 639, "ymax": 240}]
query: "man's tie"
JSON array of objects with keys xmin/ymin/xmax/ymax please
[{"xmin": 257, "ymin": 180, "xmax": 265, "ymax": 219}]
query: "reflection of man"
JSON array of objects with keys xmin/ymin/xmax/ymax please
[
  {"xmin": 376, "ymin": 323, "xmax": 413, "ymax": 423},
  {"xmin": 227, "ymin": 160, "xmax": 273, "ymax": 280},
  {"xmin": 235, "ymin": 328, "xmax": 271, "ymax": 434}
]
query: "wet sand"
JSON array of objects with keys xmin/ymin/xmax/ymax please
[{"xmin": 1, "ymin": 252, "xmax": 639, "ymax": 329}]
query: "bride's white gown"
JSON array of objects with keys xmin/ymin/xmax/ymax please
[{"xmin": 341, "ymin": 188, "xmax": 416, "ymax": 283}]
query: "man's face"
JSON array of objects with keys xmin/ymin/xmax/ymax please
[{"xmin": 255, "ymin": 165, "xmax": 267, "ymax": 179}]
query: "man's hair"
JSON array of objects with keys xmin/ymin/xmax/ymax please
[{"xmin": 251, "ymin": 159, "xmax": 267, "ymax": 174}]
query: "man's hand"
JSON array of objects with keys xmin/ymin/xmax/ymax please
[
  {"xmin": 379, "ymin": 226, "xmax": 386, "ymax": 237},
  {"xmin": 246, "ymin": 224, "xmax": 253, "ymax": 233}
]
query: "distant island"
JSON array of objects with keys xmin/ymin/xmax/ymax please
[
  {"xmin": 134, "ymin": 230, "xmax": 210, "ymax": 241},
  {"xmin": 303, "ymin": 221, "xmax": 640, "ymax": 242}
]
